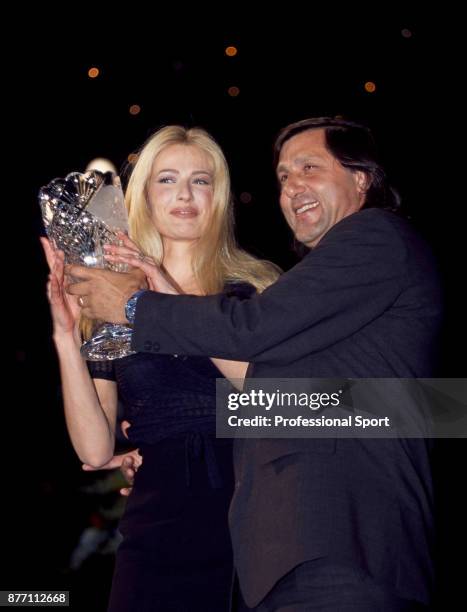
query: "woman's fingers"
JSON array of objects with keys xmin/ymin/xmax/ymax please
[
  {"xmin": 52, "ymin": 252, "xmax": 66, "ymax": 285},
  {"xmin": 48, "ymin": 272, "xmax": 62, "ymax": 303},
  {"xmin": 116, "ymin": 232, "xmax": 140, "ymax": 252},
  {"xmin": 104, "ymin": 254, "xmax": 160, "ymax": 281},
  {"xmin": 104, "ymin": 252, "xmax": 153, "ymax": 270},
  {"xmin": 121, "ymin": 420, "xmax": 131, "ymax": 440},
  {"xmin": 42, "ymin": 238, "xmax": 67, "ymax": 295},
  {"xmin": 40, "ymin": 237, "xmax": 55, "ymax": 270},
  {"xmin": 104, "ymin": 244, "xmax": 140, "ymax": 258},
  {"xmin": 40, "ymin": 237, "xmax": 66, "ymax": 277}
]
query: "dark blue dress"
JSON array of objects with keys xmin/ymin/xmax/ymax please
[{"xmin": 88, "ymin": 283, "xmax": 254, "ymax": 612}]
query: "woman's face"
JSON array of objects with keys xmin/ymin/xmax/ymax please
[{"xmin": 146, "ymin": 144, "xmax": 215, "ymax": 244}]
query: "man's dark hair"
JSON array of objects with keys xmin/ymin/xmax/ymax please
[{"xmin": 273, "ymin": 117, "xmax": 400, "ymax": 211}]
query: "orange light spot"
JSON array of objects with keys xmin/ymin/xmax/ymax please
[
  {"xmin": 228, "ymin": 86, "xmax": 240, "ymax": 97},
  {"xmin": 364, "ymin": 81, "xmax": 376, "ymax": 93},
  {"xmin": 225, "ymin": 46, "xmax": 238, "ymax": 57},
  {"xmin": 88, "ymin": 67, "xmax": 99, "ymax": 79},
  {"xmin": 129, "ymin": 104, "xmax": 141, "ymax": 115}
]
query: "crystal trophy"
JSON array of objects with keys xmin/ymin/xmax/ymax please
[{"xmin": 39, "ymin": 170, "xmax": 135, "ymax": 361}]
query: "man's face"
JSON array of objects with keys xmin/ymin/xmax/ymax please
[{"xmin": 277, "ymin": 129, "xmax": 367, "ymax": 248}]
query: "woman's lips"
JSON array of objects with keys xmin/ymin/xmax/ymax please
[{"xmin": 170, "ymin": 207, "xmax": 198, "ymax": 218}]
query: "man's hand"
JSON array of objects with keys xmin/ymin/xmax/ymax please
[{"xmin": 65, "ymin": 265, "xmax": 147, "ymax": 323}]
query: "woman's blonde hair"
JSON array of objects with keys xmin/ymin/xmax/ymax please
[
  {"xmin": 125, "ymin": 125, "xmax": 280, "ymax": 294},
  {"xmin": 81, "ymin": 126, "xmax": 279, "ymax": 340}
]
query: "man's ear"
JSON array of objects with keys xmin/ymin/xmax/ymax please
[
  {"xmin": 354, "ymin": 170, "xmax": 369, "ymax": 195},
  {"xmin": 354, "ymin": 171, "xmax": 370, "ymax": 207}
]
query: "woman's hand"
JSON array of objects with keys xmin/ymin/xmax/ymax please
[
  {"xmin": 104, "ymin": 232, "xmax": 180, "ymax": 295},
  {"xmin": 40, "ymin": 237, "xmax": 81, "ymax": 337},
  {"xmin": 82, "ymin": 423, "xmax": 142, "ymax": 498}
]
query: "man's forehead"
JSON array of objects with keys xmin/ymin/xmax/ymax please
[{"xmin": 277, "ymin": 129, "xmax": 329, "ymax": 170}]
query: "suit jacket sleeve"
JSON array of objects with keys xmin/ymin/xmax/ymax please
[{"xmin": 132, "ymin": 211, "xmax": 408, "ymax": 364}]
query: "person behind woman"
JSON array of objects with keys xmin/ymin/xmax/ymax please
[{"xmin": 42, "ymin": 125, "xmax": 279, "ymax": 611}]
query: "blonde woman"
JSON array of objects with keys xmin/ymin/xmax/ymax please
[{"xmin": 43, "ymin": 126, "xmax": 279, "ymax": 611}]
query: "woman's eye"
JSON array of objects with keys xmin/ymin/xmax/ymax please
[
  {"xmin": 194, "ymin": 178, "xmax": 211, "ymax": 185},
  {"xmin": 158, "ymin": 177, "xmax": 175, "ymax": 183},
  {"xmin": 279, "ymin": 174, "xmax": 287, "ymax": 183}
]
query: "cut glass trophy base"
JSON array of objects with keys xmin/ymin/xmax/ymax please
[{"xmin": 80, "ymin": 323, "xmax": 136, "ymax": 361}]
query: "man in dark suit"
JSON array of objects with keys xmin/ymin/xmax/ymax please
[{"xmin": 71, "ymin": 118, "xmax": 442, "ymax": 610}]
